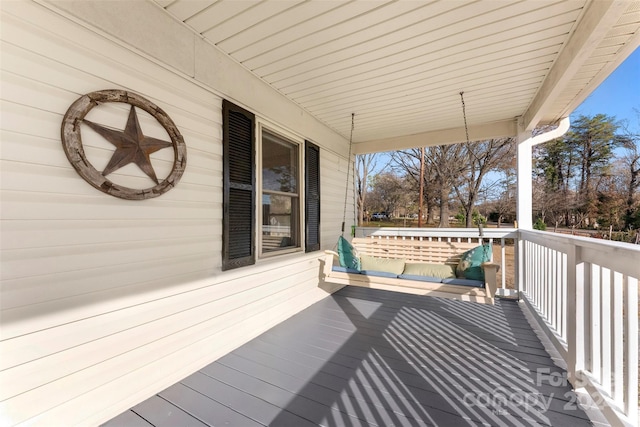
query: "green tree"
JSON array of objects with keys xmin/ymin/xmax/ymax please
[
  {"xmin": 620, "ymin": 111, "xmax": 640, "ymax": 229},
  {"xmin": 534, "ymin": 114, "xmax": 624, "ymax": 228},
  {"xmin": 535, "ymin": 137, "xmax": 574, "ymax": 193},
  {"xmin": 568, "ymin": 114, "xmax": 622, "ymax": 224}
]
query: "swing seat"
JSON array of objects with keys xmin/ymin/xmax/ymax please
[{"xmin": 323, "ymin": 237, "xmax": 499, "ymax": 305}]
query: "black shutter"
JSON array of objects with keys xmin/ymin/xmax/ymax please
[
  {"xmin": 222, "ymin": 100, "xmax": 255, "ymax": 270},
  {"xmin": 305, "ymin": 140, "xmax": 321, "ymax": 252}
]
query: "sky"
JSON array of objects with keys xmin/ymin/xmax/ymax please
[{"xmin": 570, "ymin": 47, "xmax": 640, "ymax": 135}]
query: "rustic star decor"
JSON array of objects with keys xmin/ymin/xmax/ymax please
[
  {"xmin": 61, "ymin": 90, "xmax": 187, "ymax": 200},
  {"xmin": 84, "ymin": 106, "xmax": 172, "ymax": 184}
]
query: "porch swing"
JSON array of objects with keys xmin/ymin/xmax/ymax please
[{"xmin": 322, "ymin": 95, "xmax": 499, "ymax": 305}]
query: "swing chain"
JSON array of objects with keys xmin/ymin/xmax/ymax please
[
  {"xmin": 460, "ymin": 91, "xmax": 487, "ymax": 244},
  {"xmin": 459, "ymin": 91, "xmax": 470, "ymax": 145},
  {"xmin": 341, "ymin": 113, "xmax": 355, "ymax": 236}
]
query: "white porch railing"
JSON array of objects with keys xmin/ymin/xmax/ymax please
[
  {"xmin": 354, "ymin": 227, "xmax": 638, "ymax": 426},
  {"xmin": 519, "ymin": 229, "xmax": 639, "ymax": 427}
]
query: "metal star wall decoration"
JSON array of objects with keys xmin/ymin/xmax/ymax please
[
  {"xmin": 84, "ymin": 106, "xmax": 172, "ymax": 184},
  {"xmin": 61, "ymin": 90, "xmax": 187, "ymax": 200}
]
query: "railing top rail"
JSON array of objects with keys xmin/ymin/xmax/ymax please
[
  {"xmin": 356, "ymin": 227, "xmax": 518, "ymax": 239},
  {"xmin": 519, "ymin": 229, "xmax": 640, "ymax": 253}
]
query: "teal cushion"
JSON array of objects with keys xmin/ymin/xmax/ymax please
[
  {"xmin": 456, "ymin": 244, "xmax": 491, "ymax": 281},
  {"xmin": 403, "ymin": 262, "xmax": 455, "ymax": 279},
  {"xmin": 360, "ymin": 254, "xmax": 405, "ymax": 275},
  {"xmin": 337, "ymin": 236, "xmax": 360, "ymax": 270}
]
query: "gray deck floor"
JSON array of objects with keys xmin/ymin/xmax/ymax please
[{"xmin": 104, "ymin": 287, "xmax": 592, "ymax": 426}]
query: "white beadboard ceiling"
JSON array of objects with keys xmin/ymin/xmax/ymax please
[{"xmin": 156, "ymin": 0, "xmax": 640, "ymax": 152}]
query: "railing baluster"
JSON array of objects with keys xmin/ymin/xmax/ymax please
[
  {"xmin": 523, "ymin": 238, "xmax": 527, "ymax": 297},
  {"xmin": 600, "ymin": 267, "xmax": 611, "ymax": 393},
  {"xmin": 536, "ymin": 243, "xmax": 541, "ymax": 307},
  {"xmin": 567, "ymin": 244, "xmax": 583, "ymax": 379},
  {"xmin": 583, "ymin": 260, "xmax": 592, "ymax": 379},
  {"xmin": 612, "ymin": 271, "xmax": 624, "ymax": 405},
  {"xmin": 529, "ymin": 242, "xmax": 535, "ymax": 302},
  {"xmin": 500, "ymin": 238, "xmax": 506, "ymax": 289},
  {"xmin": 624, "ymin": 276, "xmax": 638, "ymax": 424},
  {"xmin": 549, "ymin": 248, "xmax": 556, "ymax": 330},
  {"xmin": 545, "ymin": 246, "xmax": 551, "ymax": 323},
  {"xmin": 541, "ymin": 244, "xmax": 544, "ymax": 307},
  {"xmin": 590, "ymin": 264, "xmax": 601, "ymax": 381},
  {"xmin": 561, "ymin": 251, "xmax": 567, "ymax": 342}
]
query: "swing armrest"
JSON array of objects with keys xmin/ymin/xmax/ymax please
[
  {"xmin": 323, "ymin": 250, "xmax": 339, "ymax": 278},
  {"xmin": 481, "ymin": 262, "xmax": 500, "ymax": 298}
]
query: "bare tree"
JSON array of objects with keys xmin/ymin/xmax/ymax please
[
  {"xmin": 367, "ymin": 172, "xmax": 410, "ymax": 216},
  {"xmin": 455, "ymin": 138, "xmax": 515, "ymax": 227},
  {"xmin": 484, "ymin": 161, "xmax": 516, "ymax": 227},
  {"xmin": 392, "ymin": 146, "xmax": 465, "ymax": 227},
  {"xmin": 390, "ymin": 148, "xmax": 427, "ymax": 221},
  {"xmin": 424, "ymin": 144, "xmax": 466, "ymax": 227},
  {"xmin": 355, "ymin": 153, "xmax": 379, "ymax": 225}
]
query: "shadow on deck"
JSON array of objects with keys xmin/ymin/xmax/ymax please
[{"xmin": 104, "ymin": 287, "xmax": 592, "ymax": 426}]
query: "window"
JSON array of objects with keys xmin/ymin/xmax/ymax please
[
  {"xmin": 222, "ymin": 100, "xmax": 321, "ymax": 270},
  {"xmin": 260, "ymin": 130, "xmax": 300, "ymax": 255}
]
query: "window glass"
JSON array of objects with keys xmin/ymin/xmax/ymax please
[
  {"xmin": 261, "ymin": 130, "xmax": 300, "ymax": 254},
  {"xmin": 262, "ymin": 131, "xmax": 298, "ymax": 193}
]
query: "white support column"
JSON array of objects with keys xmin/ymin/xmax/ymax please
[
  {"xmin": 516, "ymin": 124, "xmax": 533, "ymax": 230},
  {"xmin": 516, "ymin": 123, "xmax": 532, "ymax": 295},
  {"xmin": 516, "ymin": 117, "xmax": 570, "ymax": 231}
]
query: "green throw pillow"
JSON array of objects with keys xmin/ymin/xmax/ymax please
[
  {"xmin": 403, "ymin": 262, "xmax": 455, "ymax": 279},
  {"xmin": 360, "ymin": 254, "xmax": 405, "ymax": 275},
  {"xmin": 456, "ymin": 244, "xmax": 491, "ymax": 281},
  {"xmin": 337, "ymin": 236, "xmax": 360, "ymax": 270}
]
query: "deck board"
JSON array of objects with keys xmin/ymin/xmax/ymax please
[
  {"xmin": 131, "ymin": 395, "xmax": 208, "ymax": 427},
  {"xmin": 103, "ymin": 287, "xmax": 593, "ymax": 426},
  {"xmin": 105, "ymin": 410, "xmax": 154, "ymax": 427}
]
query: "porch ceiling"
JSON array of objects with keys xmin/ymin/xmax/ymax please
[{"xmin": 156, "ymin": 0, "xmax": 640, "ymax": 153}]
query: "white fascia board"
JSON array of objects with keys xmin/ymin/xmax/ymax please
[
  {"xmin": 554, "ymin": 29, "xmax": 640, "ymax": 121},
  {"xmin": 352, "ymin": 118, "xmax": 518, "ymax": 154},
  {"xmin": 522, "ymin": 0, "xmax": 632, "ymax": 131}
]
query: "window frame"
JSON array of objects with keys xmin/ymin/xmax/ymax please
[{"xmin": 256, "ymin": 121, "xmax": 305, "ymax": 259}]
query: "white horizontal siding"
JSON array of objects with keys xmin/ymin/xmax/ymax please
[
  {"xmin": 0, "ymin": 1, "xmax": 350, "ymax": 426},
  {"xmin": 320, "ymin": 149, "xmax": 356, "ymax": 250},
  {"xmin": 1, "ymin": 261, "xmax": 319, "ymax": 402}
]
